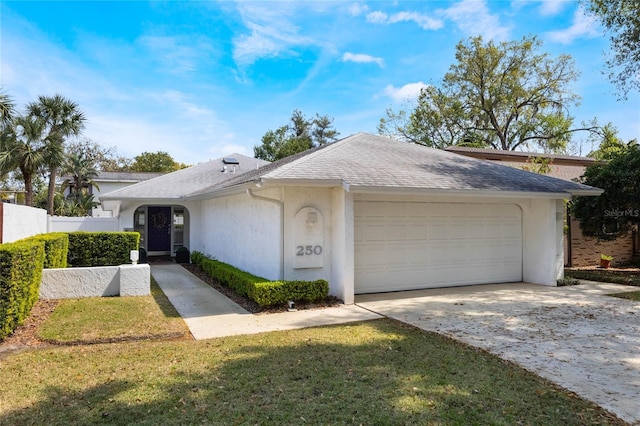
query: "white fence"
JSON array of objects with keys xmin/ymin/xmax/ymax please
[
  {"xmin": 0, "ymin": 205, "xmax": 121, "ymax": 243},
  {"xmin": 0, "ymin": 203, "xmax": 47, "ymax": 243},
  {"xmin": 48, "ymin": 216, "xmax": 120, "ymax": 232}
]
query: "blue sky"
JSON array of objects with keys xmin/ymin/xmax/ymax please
[{"xmin": 1, "ymin": 1, "xmax": 639, "ymax": 165}]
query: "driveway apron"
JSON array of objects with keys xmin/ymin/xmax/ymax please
[{"xmin": 356, "ymin": 282, "xmax": 640, "ymax": 425}]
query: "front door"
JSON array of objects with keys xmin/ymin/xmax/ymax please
[{"xmin": 147, "ymin": 206, "xmax": 172, "ymax": 253}]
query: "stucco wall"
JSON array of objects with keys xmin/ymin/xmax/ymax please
[
  {"xmin": 199, "ymin": 191, "xmax": 281, "ymax": 280},
  {"xmin": 569, "ymin": 220, "xmax": 635, "ymax": 267},
  {"xmin": 48, "ymin": 216, "xmax": 119, "ymax": 232},
  {"xmin": 40, "ymin": 264, "xmax": 150, "ymax": 299},
  {"xmin": 1, "ymin": 203, "xmax": 47, "ymax": 243}
]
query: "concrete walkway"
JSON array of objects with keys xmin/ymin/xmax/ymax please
[
  {"xmin": 150, "ymin": 264, "xmax": 381, "ymax": 340},
  {"xmin": 356, "ymin": 282, "xmax": 640, "ymax": 425}
]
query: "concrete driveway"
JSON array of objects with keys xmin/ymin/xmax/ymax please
[{"xmin": 356, "ymin": 282, "xmax": 640, "ymax": 425}]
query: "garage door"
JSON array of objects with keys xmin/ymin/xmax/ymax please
[{"xmin": 355, "ymin": 201, "xmax": 522, "ymax": 294}]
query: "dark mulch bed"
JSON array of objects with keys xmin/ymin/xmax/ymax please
[{"xmin": 180, "ymin": 263, "xmax": 342, "ymax": 314}]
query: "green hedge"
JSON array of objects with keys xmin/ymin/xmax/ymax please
[
  {"xmin": 21, "ymin": 233, "xmax": 69, "ymax": 269},
  {"xmin": 67, "ymin": 232, "xmax": 140, "ymax": 267},
  {"xmin": 190, "ymin": 251, "xmax": 329, "ymax": 307},
  {"xmin": 0, "ymin": 240, "xmax": 45, "ymax": 340}
]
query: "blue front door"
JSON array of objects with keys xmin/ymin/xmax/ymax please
[{"xmin": 147, "ymin": 206, "xmax": 172, "ymax": 252}]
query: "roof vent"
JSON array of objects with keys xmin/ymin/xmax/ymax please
[{"xmin": 223, "ymin": 157, "xmax": 239, "ymax": 165}]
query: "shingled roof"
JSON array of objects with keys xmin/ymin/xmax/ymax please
[
  {"xmin": 186, "ymin": 133, "xmax": 601, "ymax": 198},
  {"xmin": 100, "ymin": 154, "xmax": 268, "ymax": 200}
]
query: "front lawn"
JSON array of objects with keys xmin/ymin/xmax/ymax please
[{"xmin": 0, "ymin": 321, "xmax": 624, "ymax": 424}]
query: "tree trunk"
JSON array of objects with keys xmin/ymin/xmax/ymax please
[
  {"xmin": 47, "ymin": 166, "xmax": 56, "ymax": 215},
  {"xmin": 23, "ymin": 172, "xmax": 33, "ymax": 207}
]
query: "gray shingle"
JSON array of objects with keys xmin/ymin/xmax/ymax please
[{"xmin": 100, "ymin": 154, "xmax": 269, "ymax": 200}]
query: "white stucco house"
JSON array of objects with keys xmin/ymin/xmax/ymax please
[{"xmin": 100, "ymin": 133, "xmax": 601, "ymax": 304}]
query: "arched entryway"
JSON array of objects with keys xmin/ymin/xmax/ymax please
[{"xmin": 133, "ymin": 205, "xmax": 190, "ymax": 256}]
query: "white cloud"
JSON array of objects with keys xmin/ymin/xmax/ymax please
[
  {"xmin": 538, "ymin": 0, "xmax": 566, "ymax": 16},
  {"xmin": 383, "ymin": 82, "xmax": 428, "ymax": 102},
  {"xmin": 545, "ymin": 7, "xmax": 599, "ymax": 44},
  {"xmin": 138, "ymin": 35, "xmax": 215, "ymax": 74},
  {"xmin": 342, "ymin": 52, "xmax": 384, "ymax": 67},
  {"xmin": 366, "ymin": 10, "xmax": 443, "ymax": 30},
  {"xmin": 348, "ymin": 2, "xmax": 368, "ymax": 17},
  {"xmin": 441, "ymin": 0, "xmax": 510, "ymax": 41},
  {"xmin": 232, "ymin": 3, "xmax": 315, "ymax": 67}
]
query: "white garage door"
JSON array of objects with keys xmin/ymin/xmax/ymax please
[{"xmin": 355, "ymin": 201, "xmax": 522, "ymax": 294}]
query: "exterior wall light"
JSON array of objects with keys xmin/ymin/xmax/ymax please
[
  {"xmin": 130, "ymin": 250, "xmax": 139, "ymax": 265},
  {"xmin": 306, "ymin": 212, "xmax": 318, "ymax": 227}
]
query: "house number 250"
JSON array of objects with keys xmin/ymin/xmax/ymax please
[{"xmin": 296, "ymin": 245, "xmax": 323, "ymax": 256}]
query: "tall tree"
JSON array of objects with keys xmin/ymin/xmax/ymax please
[
  {"xmin": 27, "ymin": 95, "xmax": 86, "ymax": 215},
  {"xmin": 583, "ymin": 0, "xmax": 640, "ymax": 97},
  {"xmin": 572, "ymin": 141, "xmax": 640, "ymax": 240},
  {"xmin": 254, "ymin": 110, "xmax": 340, "ymax": 161},
  {"xmin": 130, "ymin": 151, "xmax": 184, "ymax": 172},
  {"xmin": 0, "ymin": 116, "xmax": 47, "ymax": 206},
  {"xmin": 66, "ymin": 138, "xmax": 133, "ymax": 171},
  {"xmin": 62, "ymin": 153, "xmax": 100, "ymax": 201},
  {"xmin": 379, "ymin": 36, "xmax": 597, "ymax": 152}
]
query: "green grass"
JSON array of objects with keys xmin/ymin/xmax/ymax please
[
  {"xmin": 609, "ymin": 291, "xmax": 640, "ymax": 301},
  {"xmin": 565, "ymin": 268, "xmax": 640, "ymax": 286},
  {"xmin": 1, "ymin": 319, "xmax": 623, "ymax": 425},
  {"xmin": 37, "ymin": 276, "xmax": 190, "ymax": 344}
]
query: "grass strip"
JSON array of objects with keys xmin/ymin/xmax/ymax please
[
  {"xmin": 565, "ymin": 269, "xmax": 640, "ymax": 286},
  {"xmin": 37, "ymin": 276, "xmax": 190, "ymax": 344},
  {"xmin": 0, "ymin": 319, "xmax": 623, "ymax": 425}
]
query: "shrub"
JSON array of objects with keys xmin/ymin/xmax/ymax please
[
  {"xmin": 0, "ymin": 240, "xmax": 45, "ymax": 340},
  {"xmin": 22, "ymin": 233, "xmax": 69, "ymax": 269},
  {"xmin": 190, "ymin": 251, "xmax": 329, "ymax": 307},
  {"xmin": 67, "ymin": 232, "xmax": 140, "ymax": 267}
]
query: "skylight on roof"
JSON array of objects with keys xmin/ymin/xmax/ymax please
[{"xmin": 223, "ymin": 157, "xmax": 239, "ymax": 165}]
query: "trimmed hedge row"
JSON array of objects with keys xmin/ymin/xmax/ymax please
[
  {"xmin": 0, "ymin": 240, "xmax": 45, "ymax": 340},
  {"xmin": 67, "ymin": 232, "xmax": 140, "ymax": 267},
  {"xmin": 22, "ymin": 232, "xmax": 69, "ymax": 269},
  {"xmin": 191, "ymin": 251, "xmax": 329, "ymax": 307}
]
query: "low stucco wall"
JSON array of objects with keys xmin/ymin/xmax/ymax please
[{"xmin": 40, "ymin": 264, "xmax": 150, "ymax": 299}]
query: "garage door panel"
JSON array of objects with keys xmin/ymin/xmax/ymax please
[{"xmin": 355, "ymin": 201, "xmax": 523, "ymax": 293}]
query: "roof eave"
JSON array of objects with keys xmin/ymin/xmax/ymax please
[{"xmin": 349, "ymin": 185, "xmax": 585, "ymax": 199}]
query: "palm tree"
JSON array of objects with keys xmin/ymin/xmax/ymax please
[
  {"xmin": 0, "ymin": 91, "xmax": 15, "ymax": 128},
  {"xmin": 62, "ymin": 153, "xmax": 99, "ymax": 201},
  {"xmin": 0, "ymin": 116, "xmax": 47, "ymax": 206},
  {"xmin": 27, "ymin": 95, "xmax": 86, "ymax": 215}
]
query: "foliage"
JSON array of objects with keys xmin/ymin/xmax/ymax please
[
  {"xmin": 0, "ymin": 240, "xmax": 45, "ymax": 340},
  {"xmin": 587, "ymin": 123, "xmax": 630, "ymax": 160},
  {"xmin": 190, "ymin": 251, "xmax": 328, "ymax": 307},
  {"xmin": 20, "ymin": 233, "xmax": 69, "ymax": 269},
  {"xmin": 27, "ymin": 94, "xmax": 86, "ymax": 215},
  {"xmin": 521, "ymin": 156, "xmax": 553, "ymax": 174},
  {"xmin": 254, "ymin": 109, "xmax": 339, "ymax": 161},
  {"xmin": 0, "ymin": 115, "xmax": 48, "ymax": 206},
  {"xmin": 130, "ymin": 151, "xmax": 185, "ymax": 172},
  {"xmin": 66, "ymin": 138, "xmax": 132, "ymax": 172},
  {"xmin": 0, "ymin": 321, "xmax": 624, "ymax": 425},
  {"xmin": 67, "ymin": 232, "xmax": 140, "ymax": 267},
  {"xmin": 59, "ymin": 152, "xmax": 100, "ymax": 216},
  {"xmin": 0, "ymin": 91, "xmax": 15, "ymax": 127},
  {"xmin": 379, "ymin": 36, "xmax": 596, "ymax": 152},
  {"xmin": 583, "ymin": 0, "xmax": 640, "ymax": 97},
  {"xmin": 572, "ymin": 143, "xmax": 640, "ymax": 240},
  {"xmin": 565, "ymin": 268, "xmax": 640, "ymax": 286},
  {"xmin": 251, "ymin": 280, "xmax": 329, "ymax": 306}
]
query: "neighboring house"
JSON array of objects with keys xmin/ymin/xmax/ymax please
[
  {"xmin": 101, "ymin": 133, "xmax": 600, "ymax": 304},
  {"xmin": 447, "ymin": 146, "xmax": 638, "ymax": 267},
  {"xmin": 63, "ymin": 171, "xmax": 164, "ymax": 217}
]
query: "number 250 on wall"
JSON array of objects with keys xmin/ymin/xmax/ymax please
[{"xmin": 296, "ymin": 245, "xmax": 322, "ymax": 256}]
